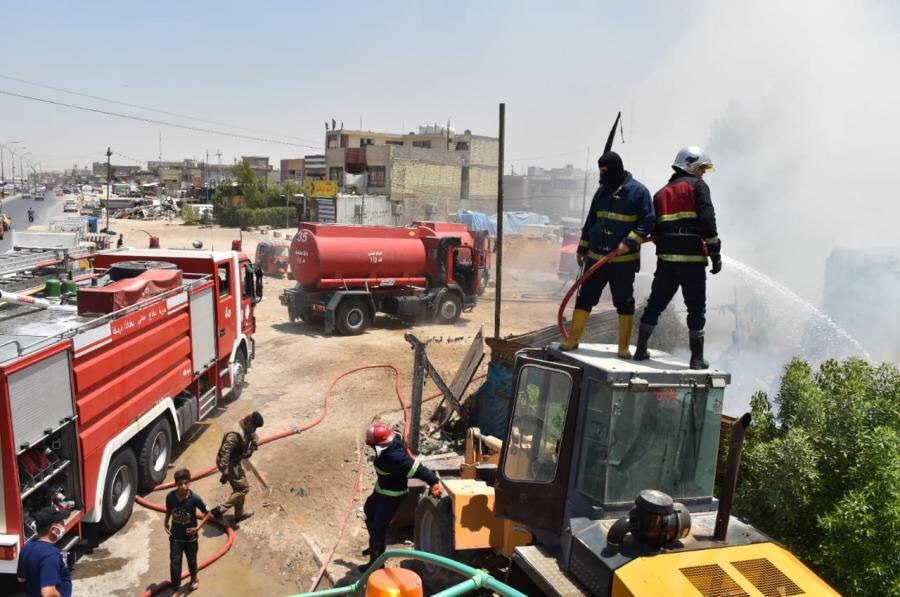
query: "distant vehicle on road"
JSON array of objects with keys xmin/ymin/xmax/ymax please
[
  {"xmin": 63, "ymin": 199, "xmax": 79, "ymax": 212},
  {"xmin": 21, "ymin": 193, "xmax": 32, "ymax": 200},
  {"xmin": 34, "ymin": 192, "xmax": 44, "ymax": 201}
]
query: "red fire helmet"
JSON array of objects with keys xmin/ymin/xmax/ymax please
[{"xmin": 366, "ymin": 423, "xmax": 394, "ymax": 447}]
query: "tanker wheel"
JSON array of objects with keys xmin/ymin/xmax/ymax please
[
  {"xmin": 136, "ymin": 417, "xmax": 172, "ymax": 491},
  {"xmin": 100, "ymin": 448, "xmax": 137, "ymax": 534},
  {"xmin": 336, "ymin": 298, "xmax": 370, "ymax": 335},
  {"xmin": 436, "ymin": 293, "xmax": 462, "ymax": 324},
  {"xmin": 414, "ymin": 496, "xmax": 461, "ymax": 588},
  {"xmin": 477, "ymin": 270, "xmax": 489, "ymax": 296},
  {"xmin": 298, "ymin": 306, "xmax": 323, "ymax": 325},
  {"xmin": 230, "ymin": 348, "xmax": 248, "ymax": 400}
]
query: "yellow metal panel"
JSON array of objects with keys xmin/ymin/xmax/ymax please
[
  {"xmin": 443, "ymin": 479, "xmax": 531, "ymax": 553},
  {"xmin": 612, "ymin": 542, "xmax": 838, "ymax": 597}
]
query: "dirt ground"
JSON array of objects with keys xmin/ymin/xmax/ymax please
[{"xmin": 70, "ymin": 221, "xmax": 585, "ymax": 596}]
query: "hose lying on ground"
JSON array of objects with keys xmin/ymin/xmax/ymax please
[{"xmin": 136, "ymin": 364, "xmax": 485, "ymax": 595}]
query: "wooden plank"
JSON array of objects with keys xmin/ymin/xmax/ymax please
[{"xmin": 448, "ymin": 327, "xmax": 485, "ymax": 406}]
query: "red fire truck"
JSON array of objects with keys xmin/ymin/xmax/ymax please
[
  {"xmin": 281, "ymin": 222, "xmax": 487, "ymax": 335},
  {"xmin": 0, "ymin": 247, "xmax": 261, "ymax": 576}
]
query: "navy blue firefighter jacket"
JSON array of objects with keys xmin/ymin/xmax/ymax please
[
  {"xmin": 372, "ymin": 434, "xmax": 438, "ymax": 498},
  {"xmin": 577, "ymin": 171, "xmax": 655, "ymax": 265}
]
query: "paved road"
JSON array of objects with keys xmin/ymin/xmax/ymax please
[{"xmin": 0, "ymin": 190, "xmax": 66, "ymax": 252}]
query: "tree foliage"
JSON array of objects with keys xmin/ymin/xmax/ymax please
[{"xmin": 735, "ymin": 357, "xmax": 900, "ymax": 595}]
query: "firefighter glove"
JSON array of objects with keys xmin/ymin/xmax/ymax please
[
  {"xmin": 576, "ymin": 253, "xmax": 585, "ymax": 267},
  {"xmin": 242, "ymin": 450, "xmax": 253, "ymax": 459},
  {"xmin": 430, "ymin": 483, "xmax": 442, "ymax": 499},
  {"xmin": 710, "ymin": 254, "xmax": 722, "ymax": 275},
  {"xmin": 219, "ymin": 474, "xmax": 228, "ymax": 485}
]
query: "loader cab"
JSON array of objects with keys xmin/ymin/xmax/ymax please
[{"xmin": 496, "ymin": 345, "xmax": 729, "ymax": 532}]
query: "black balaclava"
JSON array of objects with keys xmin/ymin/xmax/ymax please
[{"xmin": 597, "ymin": 151, "xmax": 625, "ymax": 190}]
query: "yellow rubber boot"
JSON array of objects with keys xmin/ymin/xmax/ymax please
[
  {"xmin": 560, "ymin": 309, "xmax": 590, "ymax": 351},
  {"xmin": 617, "ymin": 314, "xmax": 634, "ymax": 358}
]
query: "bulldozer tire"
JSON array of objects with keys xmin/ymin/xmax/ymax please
[
  {"xmin": 414, "ymin": 496, "xmax": 459, "ymax": 588},
  {"xmin": 336, "ymin": 298, "xmax": 370, "ymax": 335},
  {"xmin": 100, "ymin": 448, "xmax": 138, "ymax": 534},
  {"xmin": 136, "ymin": 417, "xmax": 172, "ymax": 491}
]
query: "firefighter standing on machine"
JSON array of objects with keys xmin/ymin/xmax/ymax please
[
  {"xmin": 634, "ymin": 146, "xmax": 721, "ymax": 369},
  {"xmin": 211, "ymin": 412, "xmax": 264, "ymax": 526},
  {"xmin": 561, "ymin": 151, "xmax": 654, "ymax": 356},
  {"xmin": 359, "ymin": 423, "xmax": 442, "ymax": 572}
]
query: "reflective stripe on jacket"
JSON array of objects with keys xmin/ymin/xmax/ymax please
[
  {"xmin": 653, "ymin": 171, "xmax": 720, "ymax": 262},
  {"xmin": 372, "ymin": 434, "xmax": 438, "ymax": 498},
  {"xmin": 577, "ymin": 172, "xmax": 654, "ymax": 263}
]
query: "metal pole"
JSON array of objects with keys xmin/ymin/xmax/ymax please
[
  {"xmin": 494, "ymin": 103, "xmax": 505, "ymax": 339},
  {"xmin": 580, "ymin": 146, "xmax": 590, "ymax": 220},
  {"xmin": 106, "ymin": 147, "xmax": 112, "ymax": 232}
]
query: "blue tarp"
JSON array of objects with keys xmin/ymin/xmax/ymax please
[
  {"xmin": 455, "ymin": 209, "xmax": 551, "ymax": 235},
  {"xmin": 472, "ymin": 362, "xmax": 514, "ymax": 438}
]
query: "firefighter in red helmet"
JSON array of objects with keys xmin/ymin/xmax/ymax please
[{"xmin": 358, "ymin": 423, "xmax": 442, "ymax": 571}]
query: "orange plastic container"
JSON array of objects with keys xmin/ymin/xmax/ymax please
[{"xmin": 365, "ymin": 567, "xmax": 424, "ymax": 597}]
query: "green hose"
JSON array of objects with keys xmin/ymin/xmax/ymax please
[{"xmin": 287, "ymin": 548, "xmax": 527, "ymax": 597}]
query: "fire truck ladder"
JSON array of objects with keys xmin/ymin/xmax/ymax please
[{"xmin": 0, "ymin": 247, "xmax": 95, "ymax": 294}]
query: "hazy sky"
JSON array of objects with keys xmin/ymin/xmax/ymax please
[{"xmin": 2, "ymin": 1, "xmax": 899, "ymax": 303}]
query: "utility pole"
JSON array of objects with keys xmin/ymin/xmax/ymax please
[
  {"xmin": 494, "ymin": 103, "xmax": 505, "ymax": 339},
  {"xmin": 206, "ymin": 150, "xmax": 210, "ymax": 203},
  {"xmin": 216, "ymin": 150, "xmax": 222, "ymax": 184},
  {"xmin": 580, "ymin": 146, "xmax": 590, "ymax": 220},
  {"xmin": 105, "ymin": 147, "xmax": 112, "ymax": 233}
]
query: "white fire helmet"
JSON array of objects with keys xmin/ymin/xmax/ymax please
[{"xmin": 672, "ymin": 146, "xmax": 715, "ymax": 174}]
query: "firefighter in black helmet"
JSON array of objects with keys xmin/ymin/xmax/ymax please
[{"xmin": 634, "ymin": 146, "xmax": 721, "ymax": 369}]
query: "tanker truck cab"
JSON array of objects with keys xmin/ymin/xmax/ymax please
[{"xmin": 488, "ymin": 344, "xmax": 836, "ymax": 596}]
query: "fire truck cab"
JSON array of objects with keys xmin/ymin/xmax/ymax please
[{"xmin": 0, "ymin": 248, "xmax": 261, "ymax": 576}]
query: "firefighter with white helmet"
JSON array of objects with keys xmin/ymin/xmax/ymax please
[
  {"xmin": 358, "ymin": 422, "xmax": 442, "ymax": 571},
  {"xmin": 634, "ymin": 146, "xmax": 721, "ymax": 369}
]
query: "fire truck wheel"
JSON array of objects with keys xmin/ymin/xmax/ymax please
[
  {"xmin": 230, "ymin": 349, "xmax": 248, "ymax": 400},
  {"xmin": 436, "ymin": 293, "xmax": 462, "ymax": 324},
  {"xmin": 136, "ymin": 418, "xmax": 172, "ymax": 491},
  {"xmin": 414, "ymin": 496, "xmax": 460, "ymax": 587},
  {"xmin": 336, "ymin": 298, "xmax": 370, "ymax": 335},
  {"xmin": 101, "ymin": 449, "xmax": 138, "ymax": 534}
]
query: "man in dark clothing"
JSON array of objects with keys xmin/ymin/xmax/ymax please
[
  {"xmin": 358, "ymin": 423, "xmax": 442, "ymax": 572},
  {"xmin": 634, "ymin": 146, "xmax": 722, "ymax": 369},
  {"xmin": 165, "ymin": 468, "xmax": 211, "ymax": 592},
  {"xmin": 16, "ymin": 508, "xmax": 72, "ymax": 597},
  {"xmin": 561, "ymin": 151, "xmax": 655, "ymax": 356},
  {"xmin": 211, "ymin": 411, "xmax": 263, "ymax": 526}
]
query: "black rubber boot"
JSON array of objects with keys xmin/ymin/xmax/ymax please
[
  {"xmin": 633, "ymin": 323, "xmax": 654, "ymax": 361},
  {"xmin": 689, "ymin": 330, "xmax": 709, "ymax": 370},
  {"xmin": 357, "ymin": 539, "xmax": 384, "ymax": 572}
]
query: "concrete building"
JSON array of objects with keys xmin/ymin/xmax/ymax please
[
  {"xmin": 92, "ymin": 162, "xmax": 142, "ymax": 180},
  {"xmin": 280, "ymin": 158, "xmax": 304, "ymax": 184},
  {"xmin": 504, "ymin": 164, "xmax": 590, "ymax": 223},
  {"xmin": 323, "ymin": 125, "xmax": 498, "ymax": 224}
]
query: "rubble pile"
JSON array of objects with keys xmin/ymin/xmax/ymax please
[{"xmin": 113, "ymin": 197, "xmax": 180, "ymax": 220}]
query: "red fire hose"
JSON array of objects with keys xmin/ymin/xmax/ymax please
[
  {"xmin": 557, "ymin": 250, "xmax": 620, "ymax": 340},
  {"xmin": 136, "ymin": 364, "xmax": 485, "ymax": 595}
]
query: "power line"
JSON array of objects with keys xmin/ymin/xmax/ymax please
[
  {"xmin": 0, "ymin": 88, "xmax": 323, "ymax": 150},
  {"xmin": 0, "ymin": 73, "xmax": 323, "ymax": 147}
]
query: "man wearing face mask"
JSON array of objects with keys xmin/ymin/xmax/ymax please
[
  {"xmin": 562, "ymin": 151, "xmax": 654, "ymax": 356},
  {"xmin": 211, "ymin": 411, "xmax": 263, "ymax": 526},
  {"xmin": 358, "ymin": 423, "xmax": 441, "ymax": 572},
  {"xmin": 633, "ymin": 146, "xmax": 721, "ymax": 369},
  {"xmin": 17, "ymin": 508, "xmax": 72, "ymax": 597}
]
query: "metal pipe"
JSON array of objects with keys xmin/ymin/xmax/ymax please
[
  {"xmin": 714, "ymin": 412, "xmax": 752, "ymax": 540},
  {"xmin": 0, "ymin": 290, "xmax": 77, "ymax": 312},
  {"xmin": 494, "ymin": 102, "xmax": 505, "ymax": 338}
]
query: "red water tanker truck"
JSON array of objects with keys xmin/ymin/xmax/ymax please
[{"xmin": 280, "ymin": 222, "xmax": 487, "ymax": 335}]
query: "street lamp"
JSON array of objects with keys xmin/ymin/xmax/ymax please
[{"xmin": 0, "ymin": 141, "xmax": 21, "ymax": 199}]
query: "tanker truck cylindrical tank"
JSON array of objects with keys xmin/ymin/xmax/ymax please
[{"xmin": 290, "ymin": 225, "xmax": 429, "ymax": 288}]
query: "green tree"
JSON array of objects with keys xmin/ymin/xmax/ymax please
[{"xmin": 735, "ymin": 357, "xmax": 900, "ymax": 596}]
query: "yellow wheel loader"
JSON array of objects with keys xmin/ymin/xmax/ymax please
[{"xmin": 414, "ymin": 343, "xmax": 837, "ymax": 596}]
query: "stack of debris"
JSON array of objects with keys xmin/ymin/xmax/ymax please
[{"xmin": 113, "ymin": 197, "xmax": 180, "ymax": 220}]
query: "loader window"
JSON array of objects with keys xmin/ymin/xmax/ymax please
[
  {"xmin": 503, "ymin": 364, "xmax": 572, "ymax": 483},
  {"xmin": 599, "ymin": 386, "xmax": 724, "ymax": 505}
]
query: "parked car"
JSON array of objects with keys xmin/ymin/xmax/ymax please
[{"xmin": 21, "ymin": 193, "xmax": 32, "ymax": 200}]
